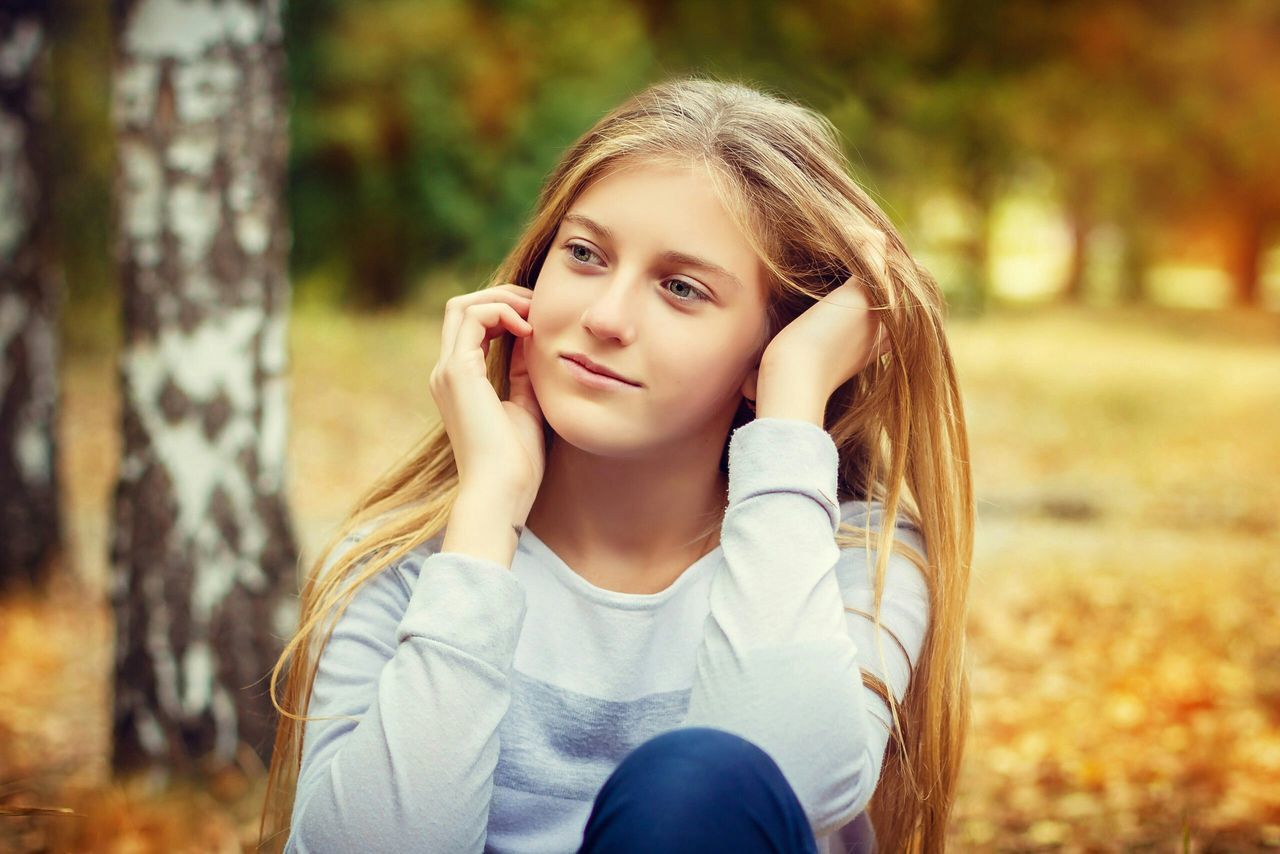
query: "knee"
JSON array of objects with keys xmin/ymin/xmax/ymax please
[
  {"xmin": 628, "ymin": 726, "xmax": 768, "ymax": 771},
  {"xmin": 581, "ymin": 727, "xmax": 815, "ymax": 854},
  {"xmin": 611, "ymin": 726, "xmax": 784, "ymax": 807}
]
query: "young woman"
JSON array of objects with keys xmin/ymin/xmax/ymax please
[{"xmin": 258, "ymin": 74, "xmax": 973, "ymax": 854}]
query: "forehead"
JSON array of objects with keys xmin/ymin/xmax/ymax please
[{"xmin": 562, "ymin": 161, "xmax": 767, "ymax": 298}]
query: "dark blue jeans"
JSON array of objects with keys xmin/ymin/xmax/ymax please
[{"xmin": 577, "ymin": 726, "xmax": 820, "ymax": 853}]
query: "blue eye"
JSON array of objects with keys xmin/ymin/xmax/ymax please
[{"xmin": 562, "ymin": 242, "xmax": 710, "ymax": 304}]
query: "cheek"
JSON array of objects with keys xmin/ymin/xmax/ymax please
[
  {"xmin": 525, "ymin": 294, "xmax": 558, "ymax": 347},
  {"xmin": 527, "ymin": 273, "xmax": 575, "ymax": 330},
  {"xmin": 525, "ymin": 284, "xmax": 577, "ymax": 372},
  {"xmin": 649, "ymin": 339, "xmax": 747, "ymax": 408}
]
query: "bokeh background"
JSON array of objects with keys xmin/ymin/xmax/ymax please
[{"xmin": 2, "ymin": 0, "xmax": 1278, "ymax": 850}]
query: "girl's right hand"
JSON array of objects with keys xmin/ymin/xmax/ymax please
[{"xmin": 429, "ymin": 283, "xmax": 546, "ymax": 526}]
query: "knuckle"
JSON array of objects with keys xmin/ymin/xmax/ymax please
[{"xmin": 434, "ymin": 363, "xmax": 458, "ymax": 386}]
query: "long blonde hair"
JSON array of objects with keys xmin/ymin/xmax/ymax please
[{"xmin": 258, "ymin": 72, "xmax": 972, "ymax": 853}]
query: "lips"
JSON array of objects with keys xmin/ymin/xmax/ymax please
[{"xmin": 561, "ymin": 352, "xmax": 639, "ymax": 386}]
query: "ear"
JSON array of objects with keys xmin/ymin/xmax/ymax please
[
  {"xmin": 740, "ymin": 319, "xmax": 773, "ymax": 404},
  {"xmin": 739, "ymin": 363, "xmax": 759, "ymax": 404}
]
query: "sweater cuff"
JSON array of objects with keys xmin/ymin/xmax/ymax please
[
  {"xmin": 726, "ymin": 417, "xmax": 841, "ymax": 531},
  {"xmin": 396, "ymin": 552, "xmax": 527, "ymax": 673}
]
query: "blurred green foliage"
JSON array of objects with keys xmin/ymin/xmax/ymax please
[
  {"xmin": 285, "ymin": 0, "xmax": 657, "ymax": 306},
  {"xmin": 46, "ymin": 0, "xmax": 1280, "ymax": 312}
]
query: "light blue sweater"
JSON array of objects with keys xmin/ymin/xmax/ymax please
[{"xmin": 285, "ymin": 417, "xmax": 931, "ymax": 854}]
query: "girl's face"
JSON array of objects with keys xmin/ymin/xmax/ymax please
[{"xmin": 526, "ymin": 160, "xmax": 770, "ymax": 459}]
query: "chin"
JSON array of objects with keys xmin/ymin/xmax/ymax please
[
  {"xmin": 541, "ymin": 396, "xmax": 621, "ymax": 447},
  {"xmin": 541, "ymin": 392, "xmax": 664, "ymax": 461}
]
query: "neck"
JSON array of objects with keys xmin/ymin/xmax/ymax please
[{"xmin": 524, "ymin": 428, "xmax": 730, "ymax": 578}]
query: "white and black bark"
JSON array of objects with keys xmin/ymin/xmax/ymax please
[
  {"xmin": 109, "ymin": 0, "xmax": 298, "ymax": 775},
  {"xmin": 0, "ymin": 3, "xmax": 62, "ymax": 592}
]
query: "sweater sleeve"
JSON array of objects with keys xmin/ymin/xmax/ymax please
[
  {"xmin": 680, "ymin": 417, "xmax": 932, "ymax": 839},
  {"xmin": 285, "ymin": 529, "xmax": 528, "ymax": 854}
]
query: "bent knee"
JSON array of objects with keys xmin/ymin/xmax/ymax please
[{"xmin": 618, "ymin": 727, "xmax": 787, "ymax": 801}]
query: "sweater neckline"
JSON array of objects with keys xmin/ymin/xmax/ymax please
[{"xmin": 518, "ymin": 527, "xmax": 722, "ymax": 610}]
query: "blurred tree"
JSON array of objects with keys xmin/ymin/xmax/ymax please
[
  {"xmin": 1000, "ymin": 2, "xmax": 1159, "ymax": 303},
  {"xmin": 48, "ymin": 1, "xmax": 113, "ymax": 306},
  {"xmin": 285, "ymin": 0, "xmax": 654, "ymax": 308},
  {"xmin": 45, "ymin": 0, "xmax": 1280, "ymax": 314},
  {"xmin": 0, "ymin": 3, "xmax": 62, "ymax": 592},
  {"xmin": 1164, "ymin": 1, "xmax": 1280, "ymax": 306},
  {"xmin": 630, "ymin": 0, "xmax": 1044, "ymax": 313},
  {"xmin": 108, "ymin": 0, "xmax": 299, "ymax": 776},
  {"xmin": 1004, "ymin": 0, "xmax": 1280, "ymax": 306}
]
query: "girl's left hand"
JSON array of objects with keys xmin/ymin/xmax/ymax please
[{"xmin": 755, "ymin": 272, "xmax": 888, "ymax": 423}]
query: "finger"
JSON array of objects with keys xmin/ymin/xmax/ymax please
[
  {"xmin": 441, "ymin": 290, "xmax": 531, "ymax": 358},
  {"xmin": 507, "ymin": 334, "xmax": 543, "ymax": 421},
  {"xmin": 481, "ymin": 304, "xmax": 534, "ymax": 359},
  {"xmin": 440, "ymin": 288, "xmax": 532, "ymax": 362},
  {"xmin": 868, "ymin": 316, "xmax": 889, "ymax": 361},
  {"xmin": 857, "ymin": 228, "xmax": 890, "ymax": 282},
  {"xmin": 450, "ymin": 302, "xmax": 531, "ymax": 364}
]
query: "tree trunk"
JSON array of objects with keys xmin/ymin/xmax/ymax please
[
  {"xmin": 1118, "ymin": 219, "xmax": 1149, "ymax": 305},
  {"xmin": 0, "ymin": 3, "xmax": 62, "ymax": 592},
  {"xmin": 1062, "ymin": 182, "xmax": 1092, "ymax": 303},
  {"xmin": 1063, "ymin": 213, "xmax": 1088, "ymax": 302},
  {"xmin": 1228, "ymin": 209, "xmax": 1266, "ymax": 308},
  {"xmin": 109, "ymin": 0, "xmax": 298, "ymax": 776},
  {"xmin": 958, "ymin": 193, "xmax": 992, "ymax": 317}
]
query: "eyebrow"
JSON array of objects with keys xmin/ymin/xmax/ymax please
[{"xmin": 561, "ymin": 213, "xmax": 743, "ymax": 293}]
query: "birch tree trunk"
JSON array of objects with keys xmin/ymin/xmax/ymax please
[
  {"xmin": 109, "ymin": 0, "xmax": 298, "ymax": 776},
  {"xmin": 0, "ymin": 4, "xmax": 62, "ymax": 592}
]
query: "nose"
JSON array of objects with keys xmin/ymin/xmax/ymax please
[{"xmin": 579, "ymin": 271, "xmax": 640, "ymax": 345}]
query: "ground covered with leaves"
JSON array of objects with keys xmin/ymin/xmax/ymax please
[{"xmin": 2, "ymin": 303, "xmax": 1277, "ymax": 851}]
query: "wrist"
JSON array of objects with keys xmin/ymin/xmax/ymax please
[
  {"xmin": 754, "ymin": 388, "xmax": 827, "ymax": 426},
  {"xmin": 444, "ymin": 485, "xmax": 522, "ymax": 568},
  {"xmin": 755, "ymin": 361, "xmax": 828, "ymax": 426}
]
